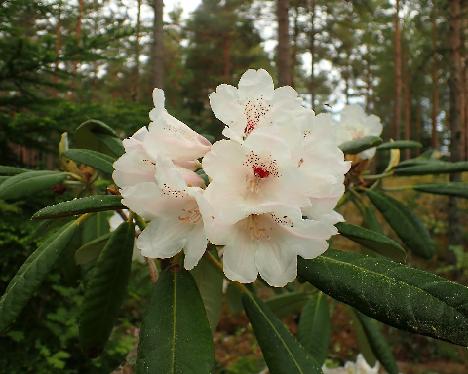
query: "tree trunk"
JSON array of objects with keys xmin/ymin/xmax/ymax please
[
  {"xmin": 448, "ymin": 0, "xmax": 463, "ymax": 249},
  {"xmin": 133, "ymin": 0, "xmax": 142, "ymax": 101},
  {"xmin": 276, "ymin": 0, "xmax": 292, "ymax": 86},
  {"xmin": 464, "ymin": 0, "xmax": 468, "ymax": 159},
  {"xmin": 431, "ymin": 7, "xmax": 439, "ymax": 149},
  {"xmin": 73, "ymin": 0, "xmax": 84, "ymax": 75},
  {"xmin": 403, "ymin": 62, "xmax": 411, "ymax": 159},
  {"xmin": 393, "ymin": 0, "xmax": 402, "ymax": 139},
  {"xmin": 152, "ymin": 0, "xmax": 165, "ymax": 89},
  {"xmin": 414, "ymin": 102, "xmax": 422, "ymax": 156},
  {"xmin": 291, "ymin": 2, "xmax": 299, "ymax": 88},
  {"xmin": 55, "ymin": 0, "xmax": 62, "ymax": 73},
  {"xmin": 308, "ymin": 0, "xmax": 316, "ymax": 110},
  {"xmin": 222, "ymin": 35, "xmax": 232, "ymax": 83}
]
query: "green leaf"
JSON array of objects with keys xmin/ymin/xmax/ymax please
[
  {"xmin": 339, "ymin": 136, "xmax": 382, "ymax": 154},
  {"xmin": 63, "ymin": 149, "xmax": 115, "ymax": 175},
  {"xmin": 354, "ymin": 310, "xmax": 399, "ymax": 374},
  {"xmin": 394, "ymin": 160, "xmax": 468, "ymax": 176},
  {"xmin": 74, "ymin": 233, "xmax": 110, "ymax": 265},
  {"xmin": 242, "ymin": 293, "xmax": 321, "ymax": 374},
  {"xmin": 377, "ymin": 140, "xmax": 422, "ymax": 150},
  {"xmin": 0, "ymin": 220, "xmax": 80, "ymax": 331},
  {"xmin": 79, "ymin": 220, "xmax": 135, "ymax": 357},
  {"xmin": 74, "ymin": 119, "xmax": 124, "ymax": 157},
  {"xmin": 0, "ymin": 170, "xmax": 68, "ymax": 200},
  {"xmin": 137, "ymin": 268, "xmax": 215, "ymax": 373},
  {"xmin": 366, "ymin": 190, "xmax": 435, "ymax": 259},
  {"xmin": 413, "ymin": 183, "xmax": 468, "ymax": 199},
  {"xmin": 336, "ymin": 222, "xmax": 407, "ymax": 262},
  {"xmin": 191, "ymin": 253, "xmax": 223, "ymax": 332},
  {"xmin": 265, "ymin": 292, "xmax": 311, "ymax": 318},
  {"xmin": 362, "ymin": 206, "xmax": 382, "ymax": 233},
  {"xmin": 297, "ymin": 293, "xmax": 331, "ymax": 366},
  {"xmin": 298, "ymin": 249, "xmax": 468, "ymax": 346},
  {"xmin": 32, "ymin": 195, "xmax": 124, "ymax": 219},
  {"xmin": 0, "ymin": 165, "xmax": 29, "ymax": 175},
  {"xmin": 349, "ymin": 307, "xmax": 376, "ymax": 366}
]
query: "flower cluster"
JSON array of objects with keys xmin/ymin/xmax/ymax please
[
  {"xmin": 335, "ymin": 104, "xmax": 383, "ymax": 160},
  {"xmin": 114, "ymin": 69, "xmax": 352, "ymax": 286}
]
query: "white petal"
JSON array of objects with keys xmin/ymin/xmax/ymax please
[
  {"xmin": 122, "ymin": 126, "xmax": 149, "ymax": 152},
  {"xmin": 209, "ymin": 84, "xmax": 245, "ymax": 132},
  {"xmin": 222, "ymin": 234, "xmax": 258, "ymax": 283},
  {"xmin": 254, "ymin": 241, "xmax": 297, "ymax": 287},
  {"xmin": 137, "ymin": 218, "xmax": 190, "ymax": 259},
  {"xmin": 202, "ymin": 139, "xmax": 246, "ymax": 183},
  {"xmin": 238, "ymin": 69, "xmax": 274, "ymax": 100},
  {"xmin": 112, "ymin": 150, "xmax": 154, "ymax": 188},
  {"xmin": 183, "ymin": 225, "xmax": 208, "ymax": 270}
]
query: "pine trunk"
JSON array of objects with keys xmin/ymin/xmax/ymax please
[
  {"xmin": 448, "ymin": 0, "xmax": 463, "ymax": 249},
  {"xmin": 152, "ymin": 0, "xmax": 165, "ymax": 89},
  {"xmin": 393, "ymin": 0, "xmax": 402, "ymax": 139},
  {"xmin": 309, "ymin": 0, "xmax": 316, "ymax": 109},
  {"xmin": 276, "ymin": 0, "xmax": 292, "ymax": 86},
  {"xmin": 133, "ymin": 0, "xmax": 142, "ymax": 101},
  {"xmin": 431, "ymin": 7, "xmax": 439, "ymax": 149}
]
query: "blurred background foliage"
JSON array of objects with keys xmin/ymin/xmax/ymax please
[{"xmin": 0, "ymin": 0, "xmax": 466, "ymax": 372}]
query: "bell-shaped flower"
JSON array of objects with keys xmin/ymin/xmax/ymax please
[
  {"xmin": 121, "ymin": 157, "xmax": 209, "ymax": 270},
  {"xmin": 113, "ymin": 88, "xmax": 208, "ymax": 189},
  {"xmin": 143, "ymin": 88, "xmax": 212, "ymax": 163},
  {"xmin": 209, "ymin": 69, "xmax": 306, "ymax": 142},
  {"xmin": 322, "ymin": 354, "xmax": 380, "ymax": 374},
  {"xmin": 335, "ymin": 104, "xmax": 382, "ymax": 160},
  {"xmin": 202, "ymin": 204, "xmax": 339, "ymax": 287},
  {"xmin": 202, "ymin": 129, "xmax": 311, "ymax": 224}
]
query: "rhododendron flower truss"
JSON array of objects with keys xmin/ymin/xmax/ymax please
[{"xmin": 336, "ymin": 104, "xmax": 383, "ymax": 160}]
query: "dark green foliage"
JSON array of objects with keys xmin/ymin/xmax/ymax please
[
  {"xmin": 339, "ymin": 136, "xmax": 383, "ymax": 154},
  {"xmin": 377, "ymin": 140, "xmax": 422, "ymax": 150},
  {"xmin": 298, "ymin": 249, "xmax": 468, "ymax": 346},
  {"xmin": 413, "ymin": 183, "xmax": 468, "ymax": 199},
  {"xmin": 33, "ymin": 195, "xmax": 124, "ymax": 219},
  {"xmin": 265, "ymin": 292, "xmax": 312, "ymax": 318},
  {"xmin": 242, "ymin": 292, "xmax": 322, "ymax": 374},
  {"xmin": 297, "ymin": 293, "xmax": 331, "ymax": 366},
  {"xmin": 336, "ymin": 222, "xmax": 407, "ymax": 262},
  {"xmin": 79, "ymin": 220, "xmax": 135, "ymax": 357},
  {"xmin": 0, "ymin": 171, "xmax": 68, "ymax": 201},
  {"xmin": 0, "ymin": 220, "xmax": 80, "ymax": 331},
  {"xmin": 137, "ymin": 268, "xmax": 215, "ymax": 374},
  {"xmin": 366, "ymin": 190, "xmax": 435, "ymax": 259},
  {"xmin": 63, "ymin": 149, "xmax": 115, "ymax": 175}
]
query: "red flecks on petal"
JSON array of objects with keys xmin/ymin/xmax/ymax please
[
  {"xmin": 253, "ymin": 166, "xmax": 270, "ymax": 178},
  {"xmin": 244, "ymin": 120, "xmax": 256, "ymax": 135}
]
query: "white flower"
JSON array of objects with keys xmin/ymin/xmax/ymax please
[
  {"xmin": 202, "ymin": 70, "xmax": 349, "ymax": 286},
  {"xmin": 322, "ymin": 354, "xmax": 380, "ymax": 374},
  {"xmin": 202, "ymin": 205, "xmax": 337, "ymax": 287},
  {"xmin": 113, "ymin": 89, "xmax": 208, "ymax": 189},
  {"xmin": 209, "ymin": 69, "xmax": 306, "ymax": 142},
  {"xmin": 336, "ymin": 104, "xmax": 383, "ymax": 160},
  {"xmin": 121, "ymin": 157, "xmax": 209, "ymax": 270}
]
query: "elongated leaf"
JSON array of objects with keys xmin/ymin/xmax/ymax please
[
  {"xmin": 362, "ymin": 206, "xmax": 382, "ymax": 233},
  {"xmin": 354, "ymin": 310, "xmax": 398, "ymax": 374},
  {"xmin": 0, "ymin": 220, "xmax": 80, "ymax": 331},
  {"xmin": 339, "ymin": 136, "xmax": 382, "ymax": 155},
  {"xmin": 297, "ymin": 293, "xmax": 331, "ymax": 366},
  {"xmin": 32, "ymin": 195, "xmax": 124, "ymax": 219},
  {"xmin": 137, "ymin": 268, "xmax": 214, "ymax": 373},
  {"xmin": 0, "ymin": 165, "xmax": 29, "ymax": 175},
  {"xmin": 394, "ymin": 160, "xmax": 468, "ymax": 175},
  {"xmin": 298, "ymin": 249, "xmax": 468, "ymax": 346},
  {"xmin": 63, "ymin": 149, "xmax": 115, "ymax": 174},
  {"xmin": 377, "ymin": 140, "xmax": 422, "ymax": 150},
  {"xmin": 413, "ymin": 183, "xmax": 468, "ymax": 199},
  {"xmin": 191, "ymin": 252, "xmax": 223, "ymax": 332},
  {"xmin": 349, "ymin": 308, "xmax": 376, "ymax": 366},
  {"xmin": 265, "ymin": 292, "xmax": 311, "ymax": 318},
  {"xmin": 74, "ymin": 233, "xmax": 111, "ymax": 265},
  {"xmin": 74, "ymin": 119, "xmax": 123, "ymax": 157},
  {"xmin": 242, "ymin": 293, "xmax": 321, "ymax": 374},
  {"xmin": 0, "ymin": 170, "xmax": 67, "ymax": 200},
  {"xmin": 336, "ymin": 222, "xmax": 406, "ymax": 262},
  {"xmin": 79, "ymin": 220, "xmax": 135, "ymax": 356},
  {"xmin": 366, "ymin": 190, "xmax": 434, "ymax": 259}
]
